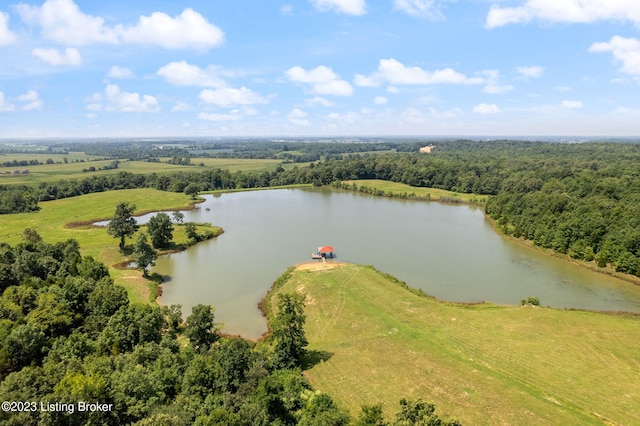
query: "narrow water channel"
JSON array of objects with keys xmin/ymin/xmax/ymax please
[{"xmin": 149, "ymin": 188, "xmax": 640, "ymax": 339}]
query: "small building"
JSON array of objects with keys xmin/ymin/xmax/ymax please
[
  {"xmin": 419, "ymin": 145, "xmax": 436, "ymax": 153},
  {"xmin": 312, "ymin": 246, "xmax": 335, "ymax": 259}
]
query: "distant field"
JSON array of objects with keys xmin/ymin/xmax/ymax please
[
  {"xmin": 342, "ymin": 179, "xmax": 488, "ymax": 203},
  {"xmin": 0, "ymin": 189, "xmax": 206, "ymax": 304},
  {"xmin": 0, "ymin": 157, "xmax": 294, "ymax": 185},
  {"xmin": 164, "ymin": 157, "xmax": 289, "ymax": 172},
  {"xmin": 271, "ymin": 263, "xmax": 640, "ymax": 425},
  {"xmin": 0, "ymin": 151, "xmax": 101, "ymax": 163}
]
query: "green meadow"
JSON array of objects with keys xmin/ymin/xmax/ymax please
[
  {"xmin": 342, "ymin": 179, "xmax": 488, "ymax": 203},
  {"xmin": 0, "ymin": 156, "xmax": 294, "ymax": 185},
  {"xmin": 0, "ymin": 189, "xmax": 211, "ymax": 304},
  {"xmin": 270, "ymin": 263, "xmax": 640, "ymax": 425}
]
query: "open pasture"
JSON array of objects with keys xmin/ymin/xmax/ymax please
[
  {"xmin": 342, "ymin": 179, "xmax": 487, "ymax": 203},
  {"xmin": 271, "ymin": 263, "xmax": 640, "ymax": 425}
]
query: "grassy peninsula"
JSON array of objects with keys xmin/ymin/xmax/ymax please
[
  {"xmin": 269, "ymin": 262, "xmax": 640, "ymax": 425},
  {"xmin": 0, "ymin": 188, "xmax": 221, "ymax": 303}
]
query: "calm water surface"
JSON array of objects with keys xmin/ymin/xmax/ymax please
[{"xmin": 149, "ymin": 188, "xmax": 640, "ymax": 339}]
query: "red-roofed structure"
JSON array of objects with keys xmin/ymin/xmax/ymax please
[{"xmin": 312, "ymin": 246, "xmax": 335, "ymax": 259}]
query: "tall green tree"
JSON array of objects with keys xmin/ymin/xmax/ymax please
[
  {"xmin": 184, "ymin": 183, "xmax": 199, "ymax": 200},
  {"xmin": 107, "ymin": 202, "xmax": 139, "ymax": 252},
  {"xmin": 132, "ymin": 233, "xmax": 157, "ymax": 278},
  {"xmin": 271, "ymin": 293, "xmax": 308, "ymax": 369},
  {"xmin": 147, "ymin": 213, "xmax": 174, "ymax": 249},
  {"xmin": 184, "ymin": 304, "xmax": 218, "ymax": 352},
  {"xmin": 172, "ymin": 211, "xmax": 184, "ymax": 224}
]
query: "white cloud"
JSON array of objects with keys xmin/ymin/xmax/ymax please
[
  {"xmin": 516, "ymin": 65, "xmax": 544, "ymax": 79},
  {"xmin": 374, "ymin": 96, "xmax": 388, "ymax": 105},
  {"xmin": 16, "ymin": 0, "xmax": 224, "ymax": 50},
  {"xmin": 306, "ymin": 96, "xmax": 334, "ymax": 107},
  {"xmin": 16, "ymin": 0, "xmax": 118, "ymax": 45},
  {"xmin": 486, "ymin": 0, "xmax": 640, "ymax": 29},
  {"xmin": 287, "ymin": 108, "xmax": 310, "ymax": 126},
  {"xmin": 386, "ymin": 86, "xmax": 400, "ymax": 94},
  {"xmin": 361, "ymin": 58, "xmax": 484, "ymax": 86},
  {"xmin": 326, "ymin": 111, "xmax": 359, "ymax": 125},
  {"xmin": 199, "ymin": 87, "xmax": 268, "ymax": 106},
  {"xmin": 589, "ymin": 36, "xmax": 640, "ymax": 76},
  {"xmin": 354, "ymin": 73, "xmax": 383, "ymax": 87},
  {"xmin": 172, "ymin": 101, "xmax": 191, "ymax": 112},
  {"xmin": 157, "ymin": 61, "xmax": 227, "ymax": 87},
  {"xmin": 32, "ymin": 47, "xmax": 82, "ymax": 66},
  {"xmin": 429, "ymin": 107, "xmax": 462, "ymax": 118},
  {"xmin": 198, "ymin": 110, "xmax": 243, "ymax": 121},
  {"xmin": 473, "ymin": 103, "xmax": 500, "ymax": 114},
  {"xmin": 310, "ymin": 0, "xmax": 366, "ymax": 15},
  {"xmin": 393, "ymin": 0, "xmax": 444, "ymax": 20},
  {"xmin": 0, "ymin": 11, "xmax": 18, "ymax": 45},
  {"xmin": 480, "ymin": 70, "xmax": 513, "ymax": 94},
  {"xmin": 561, "ymin": 100, "xmax": 583, "ymax": 109},
  {"xmin": 17, "ymin": 90, "xmax": 43, "ymax": 111},
  {"xmin": 280, "ymin": 5, "xmax": 294, "ymax": 15},
  {"xmin": 0, "ymin": 92, "xmax": 16, "ymax": 112},
  {"xmin": 402, "ymin": 107, "xmax": 426, "ymax": 123},
  {"xmin": 118, "ymin": 8, "xmax": 224, "ymax": 50},
  {"xmin": 483, "ymin": 84, "xmax": 513, "ymax": 94},
  {"xmin": 285, "ymin": 65, "xmax": 354, "ymax": 96},
  {"xmin": 87, "ymin": 84, "xmax": 159, "ymax": 112},
  {"xmin": 108, "ymin": 66, "xmax": 134, "ymax": 79}
]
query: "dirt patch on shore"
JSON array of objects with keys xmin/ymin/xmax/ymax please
[{"xmin": 295, "ymin": 261, "xmax": 347, "ymax": 272}]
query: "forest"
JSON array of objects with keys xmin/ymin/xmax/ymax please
[
  {"xmin": 0, "ymin": 233, "xmax": 458, "ymax": 425},
  {"xmin": 2, "ymin": 139, "xmax": 640, "ymax": 277}
]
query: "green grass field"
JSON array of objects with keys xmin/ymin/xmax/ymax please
[
  {"xmin": 270, "ymin": 263, "xmax": 640, "ymax": 425},
  {"xmin": 0, "ymin": 156, "xmax": 294, "ymax": 185},
  {"xmin": 342, "ymin": 179, "xmax": 487, "ymax": 203},
  {"xmin": 0, "ymin": 189, "xmax": 210, "ymax": 304},
  {"xmin": 0, "ymin": 151, "xmax": 102, "ymax": 163}
]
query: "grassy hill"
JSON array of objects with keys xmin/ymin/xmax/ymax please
[{"xmin": 269, "ymin": 262, "xmax": 640, "ymax": 425}]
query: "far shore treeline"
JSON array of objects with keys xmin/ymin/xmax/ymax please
[{"xmin": 2, "ymin": 139, "xmax": 640, "ymax": 277}]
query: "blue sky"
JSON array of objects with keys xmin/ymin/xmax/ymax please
[{"xmin": 1, "ymin": 0, "xmax": 640, "ymax": 138}]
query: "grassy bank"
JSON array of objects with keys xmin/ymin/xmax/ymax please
[
  {"xmin": 269, "ymin": 263, "xmax": 640, "ymax": 425},
  {"xmin": 339, "ymin": 179, "xmax": 487, "ymax": 204},
  {"xmin": 0, "ymin": 188, "xmax": 218, "ymax": 303}
]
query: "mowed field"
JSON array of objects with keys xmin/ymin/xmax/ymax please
[
  {"xmin": 0, "ymin": 155, "xmax": 290, "ymax": 185},
  {"xmin": 271, "ymin": 263, "xmax": 640, "ymax": 425},
  {"xmin": 0, "ymin": 189, "xmax": 206, "ymax": 304},
  {"xmin": 342, "ymin": 179, "xmax": 488, "ymax": 203}
]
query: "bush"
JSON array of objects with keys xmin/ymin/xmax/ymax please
[{"xmin": 520, "ymin": 296, "xmax": 540, "ymax": 306}]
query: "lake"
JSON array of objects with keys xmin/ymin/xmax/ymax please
[{"xmin": 150, "ymin": 188, "xmax": 640, "ymax": 339}]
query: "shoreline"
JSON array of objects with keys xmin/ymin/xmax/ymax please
[
  {"xmin": 256, "ymin": 260, "xmax": 640, "ymax": 344},
  {"xmin": 483, "ymin": 213, "xmax": 640, "ymax": 288},
  {"xmin": 64, "ymin": 196, "xmax": 206, "ymax": 229}
]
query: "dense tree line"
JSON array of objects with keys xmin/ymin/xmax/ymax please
[{"xmin": 0, "ymin": 186, "xmax": 40, "ymax": 214}]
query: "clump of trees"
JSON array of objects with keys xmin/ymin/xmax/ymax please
[{"xmin": 520, "ymin": 296, "xmax": 541, "ymax": 306}]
